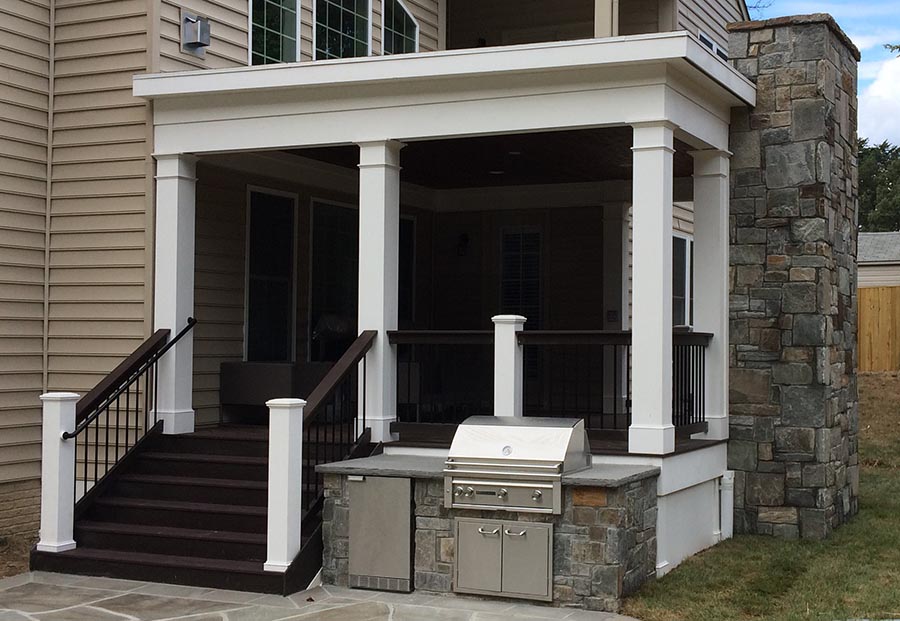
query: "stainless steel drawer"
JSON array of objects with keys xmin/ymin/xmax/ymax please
[{"xmin": 454, "ymin": 518, "xmax": 553, "ymax": 601}]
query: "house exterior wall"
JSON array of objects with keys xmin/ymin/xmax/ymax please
[
  {"xmin": 728, "ymin": 15, "xmax": 859, "ymax": 539},
  {"xmin": 0, "ymin": 0, "xmax": 50, "ymax": 517},
  {"xmin": 677, "ymin": 0, "xmax": 745, "ymax": 51},
  {"xmin": 858, "ymin": 264, "xmax": 900, "ymax": 288}
]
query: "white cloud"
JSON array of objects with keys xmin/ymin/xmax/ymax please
[
  {"xmin": 847, "ymin": 30, "xmax": 900, "ymax": 52},
  {"xmin": 859, "ymin": 60, "xmax": 886, "ymax": 80},
  {"xmin": 771, "ymin": 1, "xmax": 899, "ymax": 20},
  {"xmin": 859, "ymin": 57, "xmax": 900, "ymax": 144}
]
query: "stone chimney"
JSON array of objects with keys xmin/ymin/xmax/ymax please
[{"xmin": 727, "ymin": 15, "xmax": 860, "ymax": 539}]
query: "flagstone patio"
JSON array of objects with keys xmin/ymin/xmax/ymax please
[{"xmin": 0, "ymin": 572, "xmax": 639, "ymax": 620}]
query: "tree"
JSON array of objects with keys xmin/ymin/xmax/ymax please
[
  {"xmin": 859, "ymin": 139, "xmax": 900, "ymax": 231},
  {"xmin": 886, "ymin": 44, "xmax": 900, "ymax": 55},
  {"xmin": 747, "ymin": 0, "xmax": 773, "ymax": 18}
]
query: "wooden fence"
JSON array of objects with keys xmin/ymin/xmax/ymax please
[{"xmin": 859, "ymin": 286, "xmax": 900, "ymax": 372}]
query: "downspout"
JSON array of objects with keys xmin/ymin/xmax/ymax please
[
  {"xmin": 719, "ymin": 470, "xmax": 735, "ymax": 541},
  {"xmin": 42, "ymin": 0, "xmax": 56, "ymax": 392}
]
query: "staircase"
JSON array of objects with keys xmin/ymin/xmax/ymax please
[{"xmin": 31, "ymin": 424, "xmax": 377, "ymax": 594}]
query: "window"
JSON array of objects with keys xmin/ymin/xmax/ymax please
[
  {"xmin": 251, "ymin": 0, "xmax": 298, "ymax": 64},
  {"xmin": 383, "ymin": 0, "xmax": 417, "ymax": 54},
  {"xmin": 315, "ymin": 0, "xmax": 370, "ymax": 60},
  {"xmin": 673, "ymin": 235, "xmax": 693, "ymax": 327},
  {"xmin": 246, "ymin": 190, "xmax": 296, "ymax": 362},
  {"xmin": 501, "ymin": 229, "xmax": 541, "ymax": 328}
]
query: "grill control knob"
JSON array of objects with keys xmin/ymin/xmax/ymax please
[
  {"xmin": 497, "ymin": 488, "xmax": 508, "ymax": 499},
  {"xmin": 464, "ymin": 486, "xmax": 475, "ymax": 498},
  {"xmin": 454, "ymin": 486, "xmax": 465, "ymax": 498},
  {"xmin": 532, "ymin": 490, "xmax": 543, "ymax": 502}
]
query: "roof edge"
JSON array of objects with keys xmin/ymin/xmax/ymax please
[{"xmin": 727, "ymin": 14, "xmax": 861, "ymax": 61}]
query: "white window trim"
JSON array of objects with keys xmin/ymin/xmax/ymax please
[
  {"xmin": 673, "ymin": 230, "xmax": 692, "ymax": 328},
  {"xmin": 244, "ymin": 185, "xmax": 300, "ymax": 362},
  {"xmin": 248, "ymin": 0, "xmax": 303, "ymax": 64},
  {"xmin": 382, "ymin": 0, "xmax": 420, "ymax": 55},
  {"xmin": 311, "ymin": 0, "xmax": 374, "ymax": 60}
]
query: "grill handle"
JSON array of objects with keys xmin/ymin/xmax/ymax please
[
  {"xmin": 478, "ymin": 527, "xmax": 500, "ymax": 536},
  {"xmin": 504, "ymin": 529, "xmax": 527, "ymax": 537}
]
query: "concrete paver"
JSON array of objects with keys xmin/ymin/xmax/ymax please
[{"xmin": 0, "ymin": 572, "xmax": 640, "ymax": 621}]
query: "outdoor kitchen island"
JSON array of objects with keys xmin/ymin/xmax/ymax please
[{"xmin": 317, "ymin": 422, "xmax": 661, "ymax": 613}]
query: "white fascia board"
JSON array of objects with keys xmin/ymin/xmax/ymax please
[{"xmin": 134, "ymin": 32, "xmax": 755, "ymax": 107}]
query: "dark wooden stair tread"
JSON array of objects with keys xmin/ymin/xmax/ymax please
[
  {"xmin": 47, "ymin": 547, "xmax": 270, "ymax": 576},
  {"xmin": 94, "ymin": 496, "xmax": 267, "ymax": 516},
  {"xmin": 118, "ymin": 473, "xmax": 267, "ymax": 490},
  {"xmin": 139, "ymin": 452, "xmax": 268, "ymax": 466},
  {"xmin": 77, "ymin": 521, "xmax": 267, "ymax": 544}
]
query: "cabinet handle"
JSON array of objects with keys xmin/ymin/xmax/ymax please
[
  {"xmin": 477, "ymin": 527, "xmax": 500, "ymax": 536},
  {"xmin": 504, "ymin": 529, "xmax": 527, "ymax": 537}
]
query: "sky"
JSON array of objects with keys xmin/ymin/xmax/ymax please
[{"xmin": 754, "ymin": 0, "xmax": 900, "ymax": 145}]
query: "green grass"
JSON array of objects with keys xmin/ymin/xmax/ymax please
[{"xmin": 622, "ymin": 374, "xmax": 900, "ymax": 621}]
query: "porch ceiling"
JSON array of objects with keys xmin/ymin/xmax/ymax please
[{"xmin": 291, "ymin": 128, "xmax": 695, "ymax": 189}]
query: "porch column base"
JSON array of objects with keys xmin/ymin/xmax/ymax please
[
  {"xmin": 36, "ymin": 541, "xmax": 77, "ymax": 553},
  {"xmin": 700, "ymin": 416, "xmax": 728, "ymax": 441},
  {"xmin": 628, "ymin": 424, "xmax": 675, "ymax": 455},
  {"xmin": 365, "ymin": 416, "xmax": 395, "ymax": 444},
  {"xmin": 157, "ymin": 408, "xmax": 195, "ymax": 435}
]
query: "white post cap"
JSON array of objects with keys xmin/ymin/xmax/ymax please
[
  {"xmin": 492, "ymin": 315, "xmax": 527, "ymax": 325},
  {"xmin": 265, "ymin": 398, "xmax": 307, "ymax": 409},
  {"xmin": 40, "ymin": 392, "xmax": 80, "ymax": 402}
]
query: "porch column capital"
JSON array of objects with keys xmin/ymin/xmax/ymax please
[
  {"xmin": 631, "ymin": 122, "xmax": 677, "ymax": 153},
  {"xmin": 357, "ymin": 140, "xmax": 405, "ymax": 170},
  {"xmin": 689, "ymin": 149, "xmax": 732, "ymax": 178},
  {"xmin": 154, "ymin": 153, "xmax": 198, "ymax": 180}
]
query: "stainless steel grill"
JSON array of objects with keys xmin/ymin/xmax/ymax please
[{"xmin": 443, "ymin": 416, "xmax": 591, "ymax": 514}]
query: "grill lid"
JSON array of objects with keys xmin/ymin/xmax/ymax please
[{"xmin": 446, "ymin": 416, "xmax": 591, "ymax": 472}]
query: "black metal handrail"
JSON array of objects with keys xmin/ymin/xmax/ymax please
[
  {"xmin": 301, "ymin": 330, "xmax": 376, "ymax": 514},
  {"xmin": 388, "ymin": 330, "xmax": 494, "ymax": 425},
  {"xmin": 66, "ymin": 318, "xmax": 197, "ymax": 512}
]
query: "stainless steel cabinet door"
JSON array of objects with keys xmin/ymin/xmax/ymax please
[
  {"xmin": 501, "ymin": 523, "xmax": 552, "ymax": 598},
  {"xmin": 456, "ymin": 520, "xmax": 503, "ymax": 593}
]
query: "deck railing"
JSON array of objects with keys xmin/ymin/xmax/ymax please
[
  {"xmin": 388, "ymin": 331, "xmax": 494, "ymax": 426},
  {"xmin": 36, "ymin": 318, "xmax": 196, "ymax": 553},
  {"xmin": 518, "ymin": 331, "xmax": 632, "ymax": 431},
  {"xmin": 300, "ymin": 329, "xmax": 376, "ymax": 512}
]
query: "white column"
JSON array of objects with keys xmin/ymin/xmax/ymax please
[
  {"xmin": 153, "ymin": 154, "xmax": 197, "ymax": 435},
  {"xmin": 629, "ymin": 122, "xmax": 676, "ymax": 455},
  {"xmin": 492, "ymin": 315, "xmax": 526, "ymax": 418},
  {"xmin": 357, "ymin": 140, "xmax": 404, "ymax": 443},
  {"xmin": 264, "ymin": 398, "xmax": 305, "ymax": 573},
  {"xmin": 37, "ymin": 392, "xmax": 79, "ymax": 553},
  {"xmin": 691, "ymin": 149, "xmax": 731, "ymax": 440}
]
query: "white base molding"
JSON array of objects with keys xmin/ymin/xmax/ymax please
[
  {"xmin": 36, "ymin": 540, "xmax": 77, "ymax": 553},
  {"xmin": 157, "ymin": 409, "xmax": 195, "ymax": 435}
]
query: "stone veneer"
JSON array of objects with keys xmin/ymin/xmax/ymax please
[
  {"xmin": 727, "ymin": 14, "xmax": 860, "ymax": 539},
  {"xmin": 322, "ymin": 473, "xmax": 657, "ymax": 613}
]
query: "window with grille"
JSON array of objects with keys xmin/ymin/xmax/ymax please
[
  {"xmin": 383, "ymin": 0, "xmax": 418, "ymax": 54},
  {"xmin": 315, "ymin": 0, "xmax": 370, "ymax": 60},
  {"xmin": 251, "ymin": 0, "xmax": 298, "ymax": 64},
  {"xmin": 501, "ymin": 229, "xmax": 541, "ymax": 328}
]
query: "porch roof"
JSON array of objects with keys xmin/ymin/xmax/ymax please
[{"xmin": 134, "ymin": 32, "xmax": 756, "ymax": 107}]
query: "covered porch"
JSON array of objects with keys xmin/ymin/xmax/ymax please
[{"xmin": 136, "ymin": 33, "xmax": 754, "ymax": 457}]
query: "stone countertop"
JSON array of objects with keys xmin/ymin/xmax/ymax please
[{"xmin": 316, "ymin": 454, "xmax": 659, "ymax": 487}]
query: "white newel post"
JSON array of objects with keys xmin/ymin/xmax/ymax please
[
  {"xmin": 37, "ymin": 392, "xmax": 79, "ymax": 553},
  {"xmin": 265, "ymin": 398, "xmax": 305, "ymax": 572},
  {"xmin": 357, "ymin": 140, "xmax": 404, "ymax": 443},
  {"xmin": 691, "ymin": 149, "xmax": 731, "ymax": 440},
  {"xmin": 492, "ymin": 315, "xmax": 526, "ymax": 418},
  {"xmin": 629, "ymin": 122, "xmax": 676, "ymax": 455},
  {"xmin": 153, "ymin": 154, "xmax": 197, "ymax": 435}
]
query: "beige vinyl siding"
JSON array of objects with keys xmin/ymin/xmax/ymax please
[
  {"xmin": 46, "ymin": 0, "xmax": 152, "ymax": 402},
  {"xmin": 447, "ymin": 0, "xmax": 592, "ymax": 50},
  {"xmin": 193, "ymin": 164, "xmax": 247, "ymax": 427},
  {"xmin": 677, "ymin": 0, "xmax": 744, "ymax": 51},
  {"xmin": 0, "ymin": 0, "xmax": 49, "ymax": 484},
  {"xmin": 159, "ymin": 0, "xmax": 249, "ymax": 71},
  {"xmin": 859, "ymin": 264, "xmax": 900, "ymax": 289}
]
